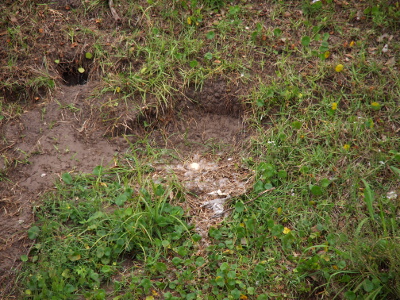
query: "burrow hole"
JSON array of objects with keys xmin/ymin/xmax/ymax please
[{"xmin": 57, "ymin": 60, "xmax": 89, "ymax": 86}]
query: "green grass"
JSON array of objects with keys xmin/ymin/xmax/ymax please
[{"xmin": 1, "ymin": 0, "xmax": 399, "ymax": 299}]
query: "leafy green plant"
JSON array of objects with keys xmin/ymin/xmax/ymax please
[{"xmin": 21, "ymin": 161, "xmax": 194, "ymax": 298}]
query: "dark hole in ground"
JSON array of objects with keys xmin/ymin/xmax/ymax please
[{"xmin": 58, "ymin": 62, "xmax": 89, "ymax": 86}]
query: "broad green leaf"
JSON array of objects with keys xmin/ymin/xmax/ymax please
[
  {"xmin": 310, "ymin": 185, "xmax": 323, "ymax": 196},
  {"xmin": 155, "ymin": 262, "xmax": 167, "ymax": 272},
  {"xmin": 230, "ymin": 288, "xmax": 241, "ymax": 299},
  {"xmin": 28, "ymin": 226, "xmax": 40, "ymax": 240},
  {"xmin": 344, "ymin": 291, "xmax": 356, "ymax": 300},
  {"xmin": 319, "ymin": 41, "xmax": 329, "ymax": 52},
  {"xmin": 220, "ymin": 262, "xmax": 229, "ymax": 271},
  {"xmin": 362, "ymin": 279, "xmax": 374, "ymax": 292},
  {"xmin": 235, "ymin": 202, "xmax": 245, "ymax": 213},
  {"xmin": 227, "ymin": 270, "xmax": 236, "ymax": 279},
  {"xmin": 68, "ymin": 252, "xmax": 81, "ymax": 262},
  {"xmin": 176, "ymin": 246, "xmax": 188, "ymax": 256},
  {"xmin": 206, "ymin": 31, "xmax": 215, "ymax": 39},
  {"xmin": 64, "ymin": 284, "xmax": 75, "ymax": 293},
  {"xmin": 192, "ymin": 233, "xmax": 202, "ymax": 242},
  {"xmin": 254, "ymin": 180, "xmax": 264, "ymax": 193},
  {"xmin": 215, "ymin": 276, "xmax": 225, "ymax": 287},
  {"xmin": 140, "ymin": 278, "xmax": 152, "ymax": 293},
  {"xmin": 20, "ymin": 255, "xmax": 28, "ymax": 262},
  {"xmin": 115, "ymin": 194, "xmax": 128, "ymax": 206},
  {"xmin": 301, "ymin": 36, "xmax": 311, "ymax": 46},
  {"xmin": 204, "ymin": 52, "xmax": 213, "ymax": 60},
  {"xmin": 291, "ymin": 121, "xmax": 302, "ymax": 129},
  {"xmin": 172, "ymin": 257, "xmax": 182, "ymax": 265},
  {"xmin": 264, "ymin": 182, "xmax": 273, "ymax": 189},
  {"xmin": 277, "ymin": 170, "xmax": 287, "ymax": 179},
  {"xmin": 189, "ymin": 60, "xmax": 198, "ymax": 68},
  {"xmin": 322, "ymin": 33, "xmax": 330, "ymax": 41},
  {"xmin": 320, "ymin": 178, "xmax": 331, "ymax": 188},
  {"xmin": 273, "ymin": 28, "xmax": 282, "ymax": 37},
  {"xmin": 247, "ymin": 286, "xmax": 256, "ymax": 295},
  {"xmin": 195, "ymin": 256, "xmax": 205, "ymax": 267},
  {"xmin": 96, "ymin": 247, "xmax": 105, "ymax": 258},
  {"xmin": 62, "ymin": 172, "xmax": 73, "ymax": 184},
  {"xmin": 256, "ymin": 98, "xmax": 264, "ymax": 107},
  {"xmin": 271, "ymin": 224, "xmax": 284, "ymax": 237},
  {"xmin": 254, "ymin": 264, "xmax": 265, "ymax": 273}
]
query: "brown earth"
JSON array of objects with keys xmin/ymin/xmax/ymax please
[{"xmin": 0, "ymin": 73, "xmax": 249, "ymax": 296}]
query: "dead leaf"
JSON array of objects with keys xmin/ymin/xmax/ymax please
[
  {"xmin": 377, "ymin": 33, "xmax": 389, "ymax": 42},
  {"xmin": 382, "ymin": 44, "xmax": 389, "ymax": 53},
  {"xmin": 385, "ymin": 57, "xmax": 396, "ymax": 66}
]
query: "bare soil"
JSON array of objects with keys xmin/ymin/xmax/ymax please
[{"xmin": 0, "ymin": 71, "xmax": 249, "ymax": 296}]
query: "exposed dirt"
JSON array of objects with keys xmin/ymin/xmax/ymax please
[
  {"xmin": 0, "ymin": 74, "xmax": 249, "ymax": 296},
  {"xmin": 0, "ymin": 82, "xmax": 128, "ymax": 293}
]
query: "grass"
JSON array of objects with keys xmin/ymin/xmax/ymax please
[{"xmin": 1, "ymin": 0, "xmax": 399, "ymax": 299}]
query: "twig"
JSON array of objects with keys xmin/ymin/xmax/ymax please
[
  {"xmin": 0, "ymin": 141, "xmax": 17, "ymax": 153},
  {"xmin": 108, "ymin": 0, "xmax": 121, "ymax": 23},
  {"xmin": 211, "ymin": 188, "xmax": 276, "ymax": 218}
]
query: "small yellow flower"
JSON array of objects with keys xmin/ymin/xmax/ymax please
[
  {"xmin": 115, "ymin": 87, "xmax": 121, "ymax": 93},
  {"xmin": 371, "ymin": 102, "xmax": 381, "ymax": 110},
  {"xmin": 343, "ymin": 144, "xmax": 350, "ymax": 151},
  {"xmin": 283, "ymin": 227, "xmax": 291, "ymax": 234},
  {"xmin": 324, "ymin": 51, "xmax": 330, "ymax": 59},
  {"xmin": 277, "ymin": 207, "xmax": 282, "ymax": 216},
  {"xmin": 187, "ymin": 17, "xmax": 192, "ymax": 25},
  {"xmin": 331, "ymin": 102, "xmax": 338, "ymax": 110},
  {"xmin": 239, "ymin": 223, "xmax": 245, "ymax": 227},
  {"xmin": 335, "ymin": 64, "xmax": 344, "ymax": 72},
  {"xmin": 240, "ymin": 295, "xmax": 248, "ymax": 300},
  {"xmin": 349, "ymin": 41, "xmax": 355, "ymax": 47}
]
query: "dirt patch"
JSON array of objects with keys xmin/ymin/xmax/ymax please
[
  {"xmin": 0, "ymin": 75, "xmax": 251, "ymax": 296},
  {"xmin": 144, "ymin": 77, "xmax": 249, "ymax": 153},
  {"xmin": 0, "ymin": 82, "xmax": 129, "ymax": 295}
]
